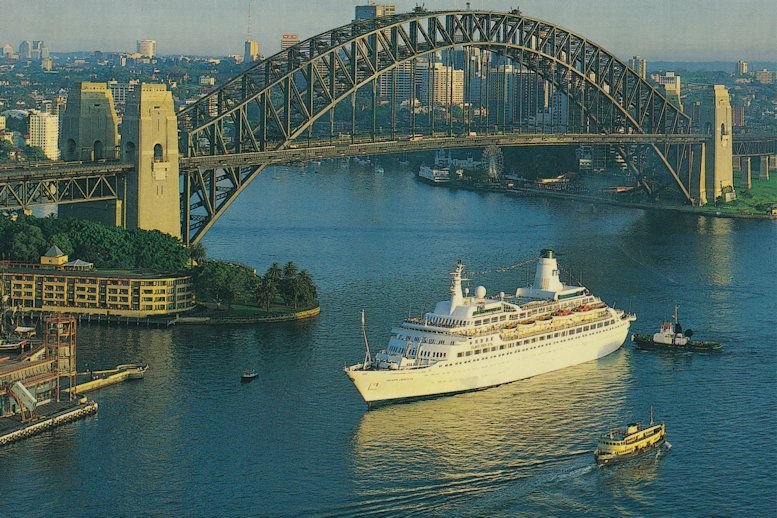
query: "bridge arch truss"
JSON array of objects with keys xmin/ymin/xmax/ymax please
[{"xmin": 179, "ymin": 9, "xmax": 694, "ymax": 244}]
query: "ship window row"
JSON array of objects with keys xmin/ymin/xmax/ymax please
[{"xmin": 455, "ymin": 319, "xmax": 615, "ymax": 358}]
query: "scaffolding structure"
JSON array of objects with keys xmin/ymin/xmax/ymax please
[{"xmin": 43, "ymin": 314, "xmax": 77, "ymax": 403}]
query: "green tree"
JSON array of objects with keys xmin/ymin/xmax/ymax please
[
  {"xmin": 297, "ymin": 270, "xmax": 318, "ymax": 306},
  {"xmin": 9, "ymin": 224, "xmax": 47, "ymax": 262},
  {"xmin": 0, "ymin": 140, "xmax": 12, "ymax": 160},
  {"xmin": 265, "ymin": 262, "xmax": 283, "ymax": 284},
  {"xmin": 188, "ymin": 242, "xmax": 207, "ymax": 265},
  {"xmin": 255, "ymin": 276, "xmax": 277, "ymax": 310},
  {"xmin": 49, "ymin": 233, "xmax": 74, "ymax": 257},
  {"xmin": 24, "ymin": 146, "xmax": 48, "ymax": 161},
  {"xmin": 279, "ymin": 262, "xmax": 299, "ymax": 306}
]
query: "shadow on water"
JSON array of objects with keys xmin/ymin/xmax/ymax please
[{"xmin": 312, "ymin": 351, "xmax": 633, "ymax": 516}]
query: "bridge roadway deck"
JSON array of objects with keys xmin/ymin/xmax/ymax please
[
  {"xmin": 180, "ymin": 133, "xmax": 707, "ymax": 170},
  {"xmin": 1, "ymin": 132, "xmax": 771, "ymax": 183},
  {"xmin": 0, "ymin": 161, "xmax": 133, "ymax": 180}
]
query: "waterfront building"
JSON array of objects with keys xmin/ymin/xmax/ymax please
[
  {"xmin": 628, "ymin": 56, "xmax": 647, "ymax": 79},
  {"xmin": 736, "ymin": 60, "xmax": 748, "ymax": 75},
  {"xmin": 28, "ymin": 110, "xmax": 60, "ymax": 160},
  {"xmin": 280, "ymin": 33, "xmax": 300, "ymax": 51},
  {"xmin": 244, "ymin": 40, "xmax": 260, "ymax": 63},
  {"xmin": 136, "ymin": 39, "xmax": 156, "ymax": 58},
  {"xmin": 0, "ymin": 250, "xmax": 195, "ymax": 318},
  {"xmin": 354, "ymin": 3, "xmax": 396, "ymax": 20}
]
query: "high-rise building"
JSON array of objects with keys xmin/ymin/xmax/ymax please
[
  {"xmin": 107, "ymin": 80, "xmax": 137, "ymax": 111},
  {"xmin": 417, "ymin": 62, "xmax": 464, "ymax": 105},
  {"xmin": 732, "ymin": 105, "xmax": 745, "ymax": 127},
  {"xmin": 651, "ymin": 71, "xmax": 682, "ymax": 107},
  {"xmin": 2, "ymin": 43, "xmax": 14, "ymax": 58},
  {"xmin": 29, "ymin": 110, "xmax": 60, "ymax": 160},
  {"xmin": 736, "ymin": 60, "xmax": 748, "ymax": 75},
  {"xmin": 244, "ymin": 40, "xmax": 260, "ymax": 63},
  {"xmin": 628, "ymin": 55, "xmax": 647, "ymax": 80},
  {"xmin": 136, "ymin": 39, "xmax": 157, "ymax": 58},
  {"xmin": 18, "ymin": 40, "xmax": 32, "ymax": 59},
  {"xmin": 754, "ymin": 69, "xmax": 775, "ymax": 84},
  {"xmin": 0, "ymin": 115, "xmax": 6, "ymax": 131},
  {"xmin": 30, "ymin": 40, "xmax": 44, "ymax": 61},
  {"xmin": 280, "ymin": 34, "xmax": 300, "ymax": 51},
  {"xmin": 378, "ymin": 61, "xmax": 414, "ymax": 99},
  {"xmin": 354, "ymin": 3, "xmax": 396, "ymax": 20}
]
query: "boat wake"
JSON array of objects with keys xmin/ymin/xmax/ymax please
[{"xmin": 309, "ymin": 453, "xmax": 596, "ymax": 517}]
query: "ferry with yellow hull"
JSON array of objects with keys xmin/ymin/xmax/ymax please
[
  {"xmin": 345, "ymin": 249, "xmax": 636, "ymax": 406},
  {"xmin": 594, "ymin": 410, "xmax": 669, "ymax": 465}
]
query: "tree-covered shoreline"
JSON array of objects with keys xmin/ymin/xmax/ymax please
[{"xmin": 0, "ymin": 214, "xmax": 319, "ymax": 313}]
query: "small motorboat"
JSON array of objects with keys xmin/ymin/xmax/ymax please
[
  {"xmin": 241, "ymin": 371, "xmax": 258, "ymax": 383},
  {"xmin": 0, "ymin": 340, "xmax": 27, "ymax": 351},
  {"xmin": 594, "ymin": 408, "xmax": 670, "ymax": 465},
  {"xmin": 632, "ymin": 305, "xmax": 721, "ymax": 351}
]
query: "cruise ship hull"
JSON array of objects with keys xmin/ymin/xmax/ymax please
[{"xmin": 346, "ymin": 320, "xmax": 630, "ymax": 405}]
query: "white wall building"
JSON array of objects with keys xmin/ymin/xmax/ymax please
[
  {"xmin": 29, "ymin": 110, "xmax": 60, "ymax": 160},
  {"xmin": 136, "ymin": 39, "xmax": 157, "ymax": 58},
  {"xmin": 417, "ymin": 62, "xmax": 464, "ymax": 105}
]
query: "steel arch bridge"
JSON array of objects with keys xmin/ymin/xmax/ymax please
[{"xmin": 179, "ymin": 8, "xmax": 697, "ymax": 244}]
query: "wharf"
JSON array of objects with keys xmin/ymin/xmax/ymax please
[
  {"xmin": 0, "ymin": 399, "xmax": 98, "ymax": 447},
  {"xmin": 65, "ymin": 364, "xmax": 147, "ymax": 395}
]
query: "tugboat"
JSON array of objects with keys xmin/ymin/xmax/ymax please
[
  {"xmin": 594, "ymin": 408, "xmax": 670, "ymax": 465},
  {"xmin": 632, "ymin": 306, "xmax": 721, "ymax": 351}
]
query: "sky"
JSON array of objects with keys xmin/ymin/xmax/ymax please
[{"xmin": 0, "ymin": 0, "xmax": 775, "ymax": 61}]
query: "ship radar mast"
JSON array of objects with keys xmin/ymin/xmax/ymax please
[{"xmin": 449, "ymin": 260, "xmax": 464, "ymax": 312}]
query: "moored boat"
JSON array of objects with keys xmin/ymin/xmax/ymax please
[
  {"xmin": 632, "ymin": 306, "xmax": 721, "ymax": 351},
  {"xmin": 594, "ymin": 408, "xmax": 670, "ymax": 465},
  {"xmin": 0, "ymin": 340, "xmax": 27, "ymax": 352},
  {"xmin": 418, "ymin": 164, "xmax": 451, "ymax": 184},
  {"xmin": 241, "ymin": 371, "xmax": 258, "ymax": 382}
]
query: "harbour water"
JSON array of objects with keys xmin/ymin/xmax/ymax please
[{"xmin": 1, "ymin": 161, "xmax": 775, "ymax": 516}]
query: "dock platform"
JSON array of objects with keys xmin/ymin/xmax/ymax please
[{"xmin": 0, "ymin": 400, "xmax": 98, "ymax": 447}]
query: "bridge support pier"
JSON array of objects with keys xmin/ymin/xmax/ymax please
[
  {"xmin": 121, "ymin": 84, "xmax": 181, "ymax": 239},
  {"xmin": 741, "ymin": 157, "xmax": 752, "ymax": 191},
  {"xmin": 58, "ymin": 82, "xmax": 123, "ymax": 226},
  {"xmin": 690, "ymin": 142, "xmax": 707, "ymax": 206},
  {"xmin": 759, "ymin": 155, "xmax": 770, "ymax": 180},
  {"xmin": 700, "ymin": 85, "xmax": 735, "ymax": 203}
]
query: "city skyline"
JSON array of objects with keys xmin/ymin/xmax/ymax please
[{"xmin": 0, "ymin": 0, "xmax": 775, "ymax": 61}]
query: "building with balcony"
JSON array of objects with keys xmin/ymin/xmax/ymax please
[{"xmin": 0, "ymin": 250, "xmax": 194, "ymax": 318}]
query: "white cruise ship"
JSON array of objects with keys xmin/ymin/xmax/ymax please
[
  {"xmin": 418, "ymin": 165, "xmax": 451, "ymax": 184},
  {"xmin": 345, "ymin": 250, "xmax": 636, "ymax": 406}
]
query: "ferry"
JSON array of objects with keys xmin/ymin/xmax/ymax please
[
  {"xmin": 344, "ymin": 249, "xmax": 636, "ymax": 406},
  {"xmin": 594, "ymin": 409, "xmax": 669, "ymax": 465},
  {"xmin": 418, "ymin": 165, "xmax": 451, "ymax": 184},
  {"xmin": 632, "ymin": 306, "xmax": 721, "ymax": 351}
]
